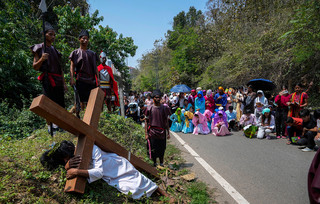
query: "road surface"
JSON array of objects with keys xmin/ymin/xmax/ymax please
[{"xmin": 169, "ymin": 130, "xmax": 316, "ymax": 204}]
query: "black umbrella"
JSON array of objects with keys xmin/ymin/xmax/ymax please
[{"xmin": 247, "ymin": 78, "xmax": 276, "ymax": 91}]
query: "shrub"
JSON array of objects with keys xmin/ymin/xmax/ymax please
[{"xmin": 0, "ymin": 98, "xmax": 44, "ymax": 141}]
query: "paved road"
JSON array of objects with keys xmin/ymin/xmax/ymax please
[{"xmin": 169, "ymin": 130, "xmax": 316, "ymax": 204}]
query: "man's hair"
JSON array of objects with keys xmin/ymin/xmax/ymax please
[
  {"xmin": 78, "ymin": 29, "xmax": 89, "ymax": 39},
  {"xmin": 152, "ymin": 89, "xmax": 162, "ymax": 98},
  {"xmin": 286, "ymin": 117, "xmax": 293, "ymax": 124},
  {"xmin": 299, "ymin": 109, "xmax": 310, "ymax": 117},
  {"xmin": 314, "ymin": 109, "xmax": 320, "ymax": 119},
  {"xmin": 229, "ymin": 106, "xmax": 233, "ymax": 110},
  {"xmin": 40, "ymin": 140, "xmax": 75, "ymax": 170},
  {"xmin": 244, "ymin": 109, "xmax": 252, "ymax": 114},
  {"xmin": 138, "ymin": 100, "xmax": 144, "ymax": 108}
]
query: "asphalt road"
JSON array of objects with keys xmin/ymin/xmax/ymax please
[{"xmin": 169, "ymin": 130, "xmax": 316, "ymax": 204}]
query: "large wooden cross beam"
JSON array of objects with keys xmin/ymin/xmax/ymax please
[{"xmin": 30, "ymin": 88, "xmax": 158, "ymax": 194}]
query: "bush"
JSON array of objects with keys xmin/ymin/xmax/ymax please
[
  {"xmin": 0, "ymin": 98, "xmax": 44, "ymax": 141},
  {"xmin": 99, "ymin": 113, "xmax": 148, "ymax": 159}
]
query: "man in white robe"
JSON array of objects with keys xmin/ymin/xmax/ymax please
[{"xmin": 66, "ymin": 145, "xmax": 158, "ymax": 199}]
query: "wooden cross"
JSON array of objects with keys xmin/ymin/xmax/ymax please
[{"xmin": 30, "ymin": 88, "xmax": 158, "ymax": 194}]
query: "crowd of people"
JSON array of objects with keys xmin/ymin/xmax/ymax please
[
  {"xmin": 32, "ymin": 21, "xmax": 320, "ymax": 202},
  {"xmin": 125, "ymin": 83, "xmax": 320, "ymax": 153}
]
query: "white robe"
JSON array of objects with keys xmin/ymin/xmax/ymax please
[{"xmin": 87, "ymin": 145, "xmax": 158, "ymax": 199}]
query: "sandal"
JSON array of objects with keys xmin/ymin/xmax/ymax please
[{"xmin": 286, "ymin": 141, "xmax": 291, "ymax": 145}]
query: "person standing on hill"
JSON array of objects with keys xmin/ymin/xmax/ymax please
[
  {"xmin": 145, "ymin": 89, "xmax": 171, "ymax": 167},
  {"xmin": 97, "ymin": 51, "xmax": 119, "ymax": 112},
  {"xmin": 31, "ymin": 22, "xmax": 67, "ymax": 133},
  {"xmin": 69, "ymin": 30, "xmax": 100, "ymax": 110}
]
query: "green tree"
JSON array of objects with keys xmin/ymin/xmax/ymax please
[{"xmin": 0, "ymin": 0, "xmax": 40, "ymax": 107}]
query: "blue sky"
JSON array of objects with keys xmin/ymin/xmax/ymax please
[{"xmin": 88, "ymin": 0, "xmax": 208, "ymax": 68}]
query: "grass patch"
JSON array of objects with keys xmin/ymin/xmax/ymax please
[
  {"xmin": 187, "ymin": 182, "xmax": 215, "ymax": 204},
  {"xmin": 0, "ymin": 111, "xmax": 215, "ymax": 203}
]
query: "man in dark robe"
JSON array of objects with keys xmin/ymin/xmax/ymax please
[
  {"xmin": 69, "ymin": 30, "xmax": 100, "ymax": 110},
  {"xmin": 31, "ymin": 22, "xmax": 66, "ymax": 107},
  {"xmin": 31, "ymin": 22, "xmax": 67, "ymax": 133},
  {"xmin": 145, "ymin": 89, "xmax": 171, "ymax": 167}
]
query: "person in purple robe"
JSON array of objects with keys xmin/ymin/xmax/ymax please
[{"xmin": 212, "ymin": 110, "xmax": 230, "ymax": 136}]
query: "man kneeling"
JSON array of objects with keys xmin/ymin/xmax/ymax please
[{"xmin": 40, "ymin": 141, "xmax": 159, "ymax": 199}]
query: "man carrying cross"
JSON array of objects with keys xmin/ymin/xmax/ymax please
[
  {"xmin": 40, "ymin": 140, "xmax": 158, "ymax": 199},
  {"xmin": 31, "ymin": 88, "xmax": 171, "ymax": 199}
]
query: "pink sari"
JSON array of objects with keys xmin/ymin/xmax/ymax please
[
  {"xmin": 211, "ymin": 110, "xmax": 230, "ymax": 136},
  {"xmin": 192, "ymin": 111, "xmax": 210, "ymax": 135}
]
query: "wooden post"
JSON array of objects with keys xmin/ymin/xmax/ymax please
[
  {"xmin": 64, "ymin": 88, "xmax": 104, "ymax": 193},
  {"xmin": 119, "ymin": 77, "xmax": 125, "ymax": 117}
]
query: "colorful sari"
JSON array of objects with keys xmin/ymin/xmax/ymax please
[
  {"xmin": 288, "ymin": 92, "xmax": 308, "ymax": 118},
  {"xmin": 170, "ymin": 108, "xmax": 184, "ymax": 132},
  {"xmin": 204, "ymin": 109, "xmax": 213, "ymax": 131},
  {"xmin": 211, "ymin": 110, "xmax": 230, "ymax": 136},
  {"xmin": 182, "ymin": 111, "xmax": 194, "ymax": 134},
  {"xmin": 195, "ymin": 91, "xmax": 206, "ymax": 114},
  {"xmin": 192, "ymin": 111, "xmax": 210, "ymax": 135}
]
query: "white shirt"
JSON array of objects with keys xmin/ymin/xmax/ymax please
[
  {"xmin": 258, "ymin": 115, "xmax": 275, "ymax": 129},
  {"xmin": 88, "ymin": 145, "xmax": 158, "ymax": 199}
]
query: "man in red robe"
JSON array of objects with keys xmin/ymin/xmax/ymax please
[{"xmin": 97, "ymin": 52, "xmax": 119, "ymax": 111}]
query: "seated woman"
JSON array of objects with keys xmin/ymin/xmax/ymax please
[
  {"xmin": 170, "ymin": 108, "xmax": 184, "ymax": 132},
  {"xmin": 40, "ymin": 141, "xmax": 161, "ymax": 199},
  {"xmin": 239, "ymin": 109, "xmax": 257, "ymax": 128},
  {"xmin": 225, "ymin": 106, "xmax": 237, "ymax": 131},
  {"xmin": 182, "ymin": 106, "xmax": 194, "ymax": 134},
  {"xmin": 204, "ymin": 109, "xmax": 213, "ymax": 131},
  {"xmin": 257, "ymin": 108, "xmax": 275, "ymax": 139},
  {"xmin": 195, "ymin": 91, "xmax": 206, "ymax": 114},
  {"xmin": 182, "ymin": 99, "xmax": 193, "ymax": 114},
  {"xmin": 192, "ymin": 111, "xmax": 210, "ymax": 135},
  {"xmin": 211, "ymin": 110, "xmax": 230, "ymax": 136},
  {"xmin": 240, "ymin": 109, "xmax": 258, "ymax": 138}
]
